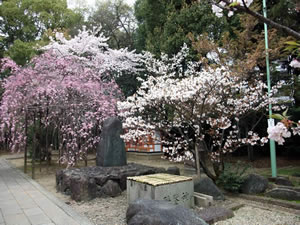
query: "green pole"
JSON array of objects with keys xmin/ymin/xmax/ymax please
[{"xmin": 263, "ymin": 0, "xmax": 277, "ymax": 177}]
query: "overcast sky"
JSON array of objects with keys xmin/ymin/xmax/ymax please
[{"xmin": 68, "ymin": 0, "xmax": 136, "ymax": 9}]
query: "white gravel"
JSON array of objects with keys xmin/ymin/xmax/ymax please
[
  {"xmin": 68, "ymin": 192, "xmax": 128, "ymax": 225},
  {"xmin": 214, "ymin": 206, "xmax": 300, "ymax": 225},
  {"xmin": 65, "ymin": 191, "xmax": 300, "ymax": 225}
]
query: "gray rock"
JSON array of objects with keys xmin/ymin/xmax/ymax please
[
  {"xmin": 56, "ymin": 163, "xmax": 166, "ymax": 201},
  {"xmin": 102, "ymin": 180, "xmax": 122, "ymax": 197},
  {"xmin": 96, "ymin": 117, "xmax": 127, "ymax": 167},
  {"xmin": 274, "ymin": 177, "xmax": 294, "ymax": 187},
  {"xmin": 266, "ymin": 188, "xmax": 300, "ymax": 201},
  {"xmin": 241, "ymin": 174, "xmax": 268, "ymax": 194},
  {"xmin": 197, "ymin": 207, "xmax": 234, "ymax": 224},
  {"xmin": 166, "ymin": 166, "xmax": 180, "ymax": 175},
  {"xmin": 292, "ymin": 173, "xmax": 300, "ymax": 177},
  {"xmin": 194, "ymin": 177, "xmax": 225, "ymax": 200},
  {"xmin": 126, "ymin": 199, "xmax": 208, "ymax": 225},
  {"xmin": 70, "ymin": 176, "xmax": 89, "ymax": 201}
]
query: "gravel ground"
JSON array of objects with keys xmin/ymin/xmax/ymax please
[
  {"xmin": 215, "ymin": 206, "xmax": 300, "ymax": 225},
  {"xmin": 64, "ymin": 191, "xmax": 300, "ymax": 225},
  {"xmin": 66, "ymin": 192, "xmax": 128, "ymax": 225}
]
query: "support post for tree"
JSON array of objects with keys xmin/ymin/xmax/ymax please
[
  {"xmin": 32, "ymin": 111, "xmax": 36, "ymax": 179},
  {"xmin": 263, "ymin": 0, "xmax": 277, "ymax": 178},
  {"xmin": 39, "ymin": 111, "xmax": 42, "ymax": 173},
  {"xmin": 195, "ymin": 142, "xmax": 201, "ymax": 178},
  {"xmin": 46, "ymin": 106, "xmax": 50, "ymax": 172},
  {"xmin": 24, "ymin": 109, "xmax": 28, "ymax": 174}
]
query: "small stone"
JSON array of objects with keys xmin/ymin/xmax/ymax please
[
  {"xmin": 102, "ymin": 180, "xmax": 122, "ymax": 197},
  {"xmin": 166, "ymin": 166, "xmax": 180, "ymax": 175},
  {"xmin": 292, "ymin": 173, "xmax": 300, "ymax": 177},
  {"xmin": 274, "ymin": 177, "xmax": 294, "ymax": 187},
  {"xmin": 266, "ymin": 188, "xmax": 300, "ymax": 201},
  {"xmin": 194, "ymin": 177, "xmax": 225, "ymax": 200},
  {"xmin": 197, "ymin": 206, "xmax": 234, "ymax": 224}
]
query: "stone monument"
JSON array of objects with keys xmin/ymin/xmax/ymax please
[{"xmin": 96, "ymin": 117, "xmax": 127, "ymax": 167}]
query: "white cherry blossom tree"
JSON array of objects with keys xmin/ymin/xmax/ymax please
[
  {"xmin": 118, "ymin": 46, "xmax": 284, "ymax": 181},
  {"xmin": 42, "ymin": 26, "xmax": 141, "ymax": 77}
]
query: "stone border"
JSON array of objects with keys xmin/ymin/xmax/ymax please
[
  {"xmin": 238, "ymin": 193, "xmax": 300, "ymax": 210},
  {"xmin": 4, "ymin": 159, "xmax": 94, "ymax": 225}
]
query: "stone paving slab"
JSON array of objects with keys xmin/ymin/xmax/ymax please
[{"xmin": 0, "ymin": 159, "xmax": 94, "ymax": 225}]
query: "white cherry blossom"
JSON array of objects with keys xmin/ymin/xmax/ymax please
[
  {"xmin": 267, "ymin": 122, "xmax": 291, "ymax": 145},
  {"xmin": 290, "ymin": 59, "xmax": 300, "ymax": 68}
]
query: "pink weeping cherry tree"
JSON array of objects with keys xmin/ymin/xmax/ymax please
[{"xmin": 0, "ymin": 27, "xmax": 140, "ymax": 166}]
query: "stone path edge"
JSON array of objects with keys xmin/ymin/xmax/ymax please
[
  {"xmin": 4, "ymin": 159, "xmax": 94, "ymax": 225},
  {"xmin": 232, "ymin": 193, "xmax": 300, "ymax": 211}
]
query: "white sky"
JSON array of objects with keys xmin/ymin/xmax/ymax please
[
  {"xmin": 88, "ymin": 0, "xmax": 136, "ymax": 6},
  {"xmin": 68, "ymin": 0, "xmax": 136, "ymax": 9}
]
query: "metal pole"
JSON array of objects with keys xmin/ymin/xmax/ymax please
[{"xmin": 263, "ymin": 0, "xmax": 277, "ymax": 177}]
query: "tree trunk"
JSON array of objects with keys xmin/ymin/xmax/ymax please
[{"xmin": 248, "ymin": 144, "xmax": 254, "ymax": 162}]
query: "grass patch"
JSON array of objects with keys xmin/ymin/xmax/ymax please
[
  {"xmin": 256, "ymin": 167, "xmax": 300, "ymax": 187},
  {"xmin": 277, "ymin": 167, "xmax": 300, "ymax": 176},
  {"xmin": 258, "ymin": 167, "xmax": 300, "ymax": 177},
  {"xmin": 290, "ymin": 200, "xmax": 300, "ymax": 204}
]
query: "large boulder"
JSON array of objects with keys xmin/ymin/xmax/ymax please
[
  {"xmin": 96, "ymin": 117, "xmax": 127, "ymax": 167},
  {"xmin": 56, "ymin": 163, "xmax": 166, "ymax": 201},
  {"xmin": 194, "ymin": 177, "xmax": 225, "ymax": 200},
  {"xmin": 265, "ymin": 188, "xmax": 300, "ymax": 201},
  {"xmin": 126, "ymin": 199, "xmax": 208, "ymax": 225},
  {"xmin": 240, "ymin": 174, "xmax": 268, "ymax": 194},
  {"xmin": 70, "ymin": 175, "xmax": 89, "ymax": 201}
]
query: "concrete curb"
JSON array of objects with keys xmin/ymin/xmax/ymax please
[{"xmin": 4, "ymin": 159, "xmax": 94, "ymax": 225}]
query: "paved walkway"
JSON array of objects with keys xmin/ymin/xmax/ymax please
[{"xmin": 0, "ymin": 159, "xmax": 93, "ymax": 225}]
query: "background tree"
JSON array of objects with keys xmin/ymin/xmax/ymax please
[
  {"xmin": 89, "ymin": 0, "xmax": 136, "ymax": 49},
  {"xmin": 0, "ymin": 0, "xmax": 83, "ymax": 65},
  {"xmin": 210, "ymin": 0, "xmax": 300, "ymax": 40},
  {"xmin": 134, "ymin": 0, "xmax": 232, "ymax": 56}
]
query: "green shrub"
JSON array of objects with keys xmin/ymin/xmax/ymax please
[{"xmin": 217, "ymin": 162, "xmax": 250, "ymax": 193}]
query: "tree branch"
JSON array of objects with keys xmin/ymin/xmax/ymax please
[{"xmin": 215, "ymin": 0, "xmax": 300, "ymax": 40}]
